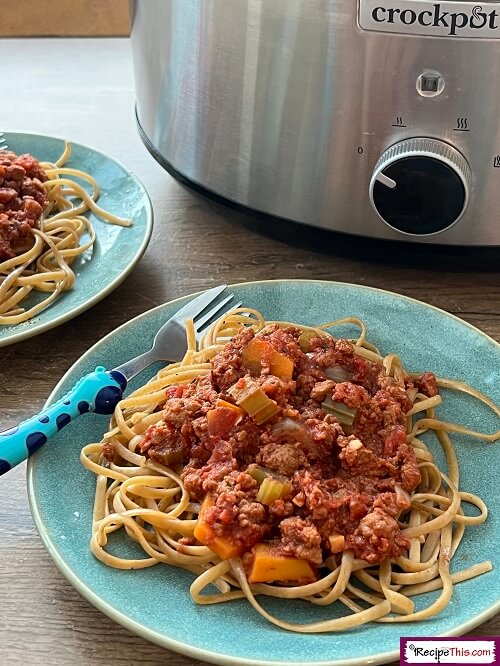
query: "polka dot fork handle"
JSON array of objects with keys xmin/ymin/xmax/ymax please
[
  {"xmin": 0, "ymin": 367, "xmax": 127, "ymax": 475},
  {"xmin": 0, "ymin": 285, "xmax": 236, "ymax": 476}
]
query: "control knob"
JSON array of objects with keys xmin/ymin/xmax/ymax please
[{"xmin": 369, "ymin": 138, "xmax": 471, "ymax": 235}]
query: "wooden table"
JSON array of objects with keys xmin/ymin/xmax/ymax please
[{"xmin": 0, "ymin": 38, "xmax": 498, "ymax": 666}]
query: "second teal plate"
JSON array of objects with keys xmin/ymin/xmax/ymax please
[{"xmin": 0, "ymin": 132, "xmax": 153, "ymax": 347}]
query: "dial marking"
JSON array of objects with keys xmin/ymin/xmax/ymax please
[{"xmin": 375, "ymin": 173, "xmax": 397, "ymax": 189}]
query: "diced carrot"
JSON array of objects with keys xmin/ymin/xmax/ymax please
[
  {"xmin": 242, "ymin": 338, "xmax": 294, "ymax": 380},
  {"xmin": 328, "ymin": 534, "xmax": 346, "ymax": 553},
  {"xmin": 247, "ymin": 543, "xmax": 317, "ymax": 584},
  {"xmin": 241, "ymin": 338, "xmax": 272, "ymax": 374},
  {"xmin": 193, "ymin": 496, "xmax": 243, "ymax": 560},
  {"xmin": 268, "ymin": 351, "xmax": 294, "ymax": 381},
  {"xmin": 207, "ymin": 403, "xmax": 243, "ymax": 436},
  {"xmin": 216, "ymin": 399, "xmax": 244, "ymax": 414}
]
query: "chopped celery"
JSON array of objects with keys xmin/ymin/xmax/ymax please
[
  {"xmin": 321, "ymin": 396, "xmax": 357, "ymax": 426},
  {"xmin": 247, "ymin": 465, "xmax": 270, "ymax": 485},
  {"xmin": 247, "ymin": 465, "xmax": 289, "ymax": 486},
  {"xmin": 227, "ymin": 376, "xmax": 259, "ymax": 403},
  {"xmin": 256, "ymin": 477, "xmax": 291, "ymax": 505},
  {"xmin": 228, "ymin": 377, "xmax": 279, "ymax": 424},
  {"xmin": 298, "ymin": 329, "xmax": 318, "ymax": 352},
  {"xmin": 253, "ymin": 400, "xmax": 280, "ymax": 424},
  {"xmin": 240, "ymin": 390, "xmax": 270, "ymax": 415}
]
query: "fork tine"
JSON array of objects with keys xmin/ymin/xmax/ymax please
[
  {"xmin": 195, "ymin": 301, "xmax": 243, "ymax": 340},
  {"xmin": 195, "ymin": 294, "xmax": 236, "ymax": 330},
  {"xmin": 170, "ymin": 284, "xmax": 227, "ymax": 324}
]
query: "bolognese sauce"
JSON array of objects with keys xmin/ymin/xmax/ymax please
[
  {"xmin": 125, "ymin": 324, "xmax": 433, "ymax": 578},
  {"xmin": 0, "ymin": 151, "xmax": 47, "ymax": 260}
]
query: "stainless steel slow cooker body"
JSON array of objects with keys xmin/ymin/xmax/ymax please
[{"xmin": 131, "ymin": 0, "xmax": 500, "ymax": 245}]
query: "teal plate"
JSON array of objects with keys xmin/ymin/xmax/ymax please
[
  {"xmin": 28, "ymin": 280, "xmax": 500, "ymax": 666},
  {"xmin": 0, "ymin": 132, "xmax": 153, "ymax": 347}
]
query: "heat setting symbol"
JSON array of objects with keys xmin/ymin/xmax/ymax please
[
  {"xmin": 454, "ymin": 117, "xmax": 469, "ymax": 131},
  {"xmin": 392, "ymin": 116, "xmax": 407, "ymax": 128}
]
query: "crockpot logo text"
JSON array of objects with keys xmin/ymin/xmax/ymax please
[
  {"xmin": 359, "ymin": 0, "xmax": 500, "ymax": 38},
  {"xmin": 371, "ymin": 4, "xmax": 499, "ymax": 35}
]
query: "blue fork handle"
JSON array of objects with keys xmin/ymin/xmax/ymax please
[{"xmin": 0, "ymin": 366, "xmax": 127, "ymax": 476}]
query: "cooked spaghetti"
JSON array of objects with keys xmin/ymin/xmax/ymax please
[
  {"xmin": 0, "ymin": 144, "xmax": 131, "ymax": 325},
  {"xmin": 81, "ymin": 311, "xmax": 500, "ymax": 632}
]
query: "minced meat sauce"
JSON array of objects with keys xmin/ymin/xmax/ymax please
[
  {"xmin": 113, "ymin": 325, "xmax": 438, "ymax": 573},
  {"xmin": 0, "ymin": 151, "xmax": 48, "ymax": 260}
]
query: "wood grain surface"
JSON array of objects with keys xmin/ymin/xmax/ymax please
[
  {"xmin": 0, "ymin": 38, "xmax": 498, "ymax": 666},
  {"xmin": 0, "ymin": 0, "xmax": 129, "ymax": 36}
]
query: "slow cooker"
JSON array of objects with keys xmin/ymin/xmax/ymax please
[{"xmin": 130, "ymin": 0, "xmax": 500, "ymax": 245}]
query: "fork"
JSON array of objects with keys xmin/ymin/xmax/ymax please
[
  {"xmin": 0, "ymin": 133, "xmax": 8, "ymax": 151},
  {"xmin": 0, "ymin": 285, "xmax": 240, "ymax": 476}
]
